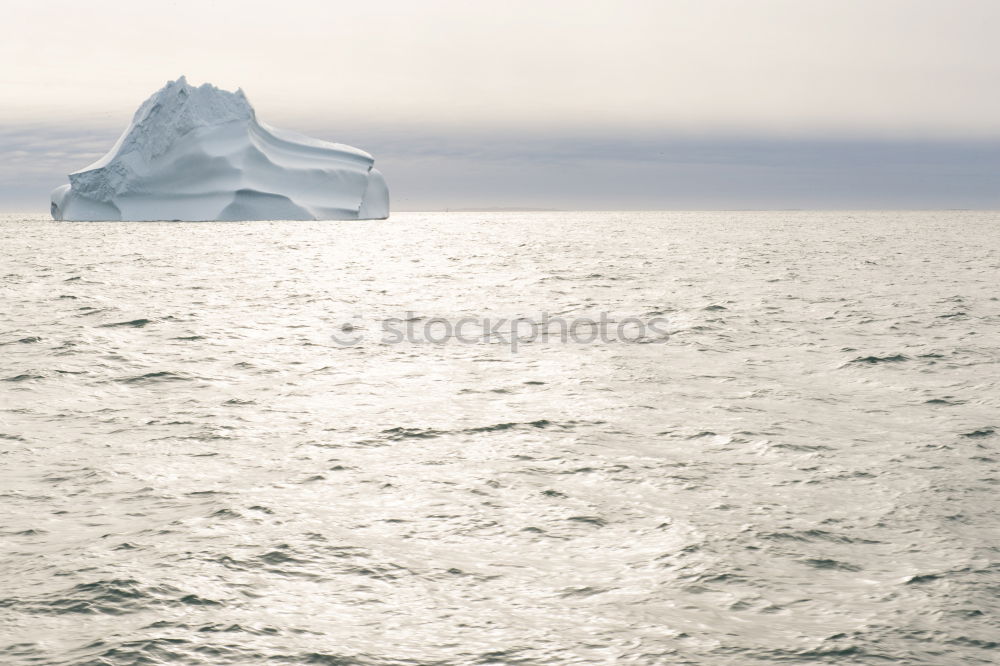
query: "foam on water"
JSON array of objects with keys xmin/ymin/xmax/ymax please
[{"xmin": 1, "ymin": 211, "xmax": 999, "ymax": 665}]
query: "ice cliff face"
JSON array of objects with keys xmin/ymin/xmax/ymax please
[{"xmin": 51, "ymin": 77, "xmax": 389, "ymax": 221}]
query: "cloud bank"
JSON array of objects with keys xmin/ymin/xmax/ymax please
[{"xmin": 7, "ymin": 122, "xmax": 1000, "ymax": 212}]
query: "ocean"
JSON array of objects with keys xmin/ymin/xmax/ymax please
[{"xmin": 1, "ymin": 211, "xmax": 998, "ymax": 665}]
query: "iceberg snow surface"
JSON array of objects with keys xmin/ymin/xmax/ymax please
[{"xmin": 51, "ymin": 77, "xmax": 388, "ymax": 221}]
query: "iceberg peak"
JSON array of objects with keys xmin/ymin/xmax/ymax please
[{"xmin": 51, "ymin": 78, "xmax": 388, "ymax": 221}]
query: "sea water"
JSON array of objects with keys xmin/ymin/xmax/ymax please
[{"xmin": 1, "ymin": 211, "xmax": 998, "ymax": 665}]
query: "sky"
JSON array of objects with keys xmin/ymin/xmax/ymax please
[{"xmin": 2, "ymin": 0, "xmax": 1000, "ymax": 211}]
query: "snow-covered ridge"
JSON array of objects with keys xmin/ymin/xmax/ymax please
[{"xmin": 51, "ymin": 76, "xmax": 389, "ymax": 220}]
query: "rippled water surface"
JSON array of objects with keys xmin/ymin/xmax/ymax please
[{"xmin": 2, "ymin": 211, "xmax": 999, "ymax": 665}]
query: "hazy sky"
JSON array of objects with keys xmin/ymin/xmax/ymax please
[{"xmin": 3, "ymin": 0, "xmax": 1000, "ymax": 211}]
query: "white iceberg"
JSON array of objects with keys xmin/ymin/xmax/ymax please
[{"xmin": 51, "ymin": 76, "xmax": 388, "ymax": 221}]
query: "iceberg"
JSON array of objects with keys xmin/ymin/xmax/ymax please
[{"xmin": 50, "ymin": 77, "xmax": 388, "ymax": 221}]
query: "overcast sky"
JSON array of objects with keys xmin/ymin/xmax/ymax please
[{"xmin": 3, "ymin": 0, "xmax": 1000, "ymax": 211}]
